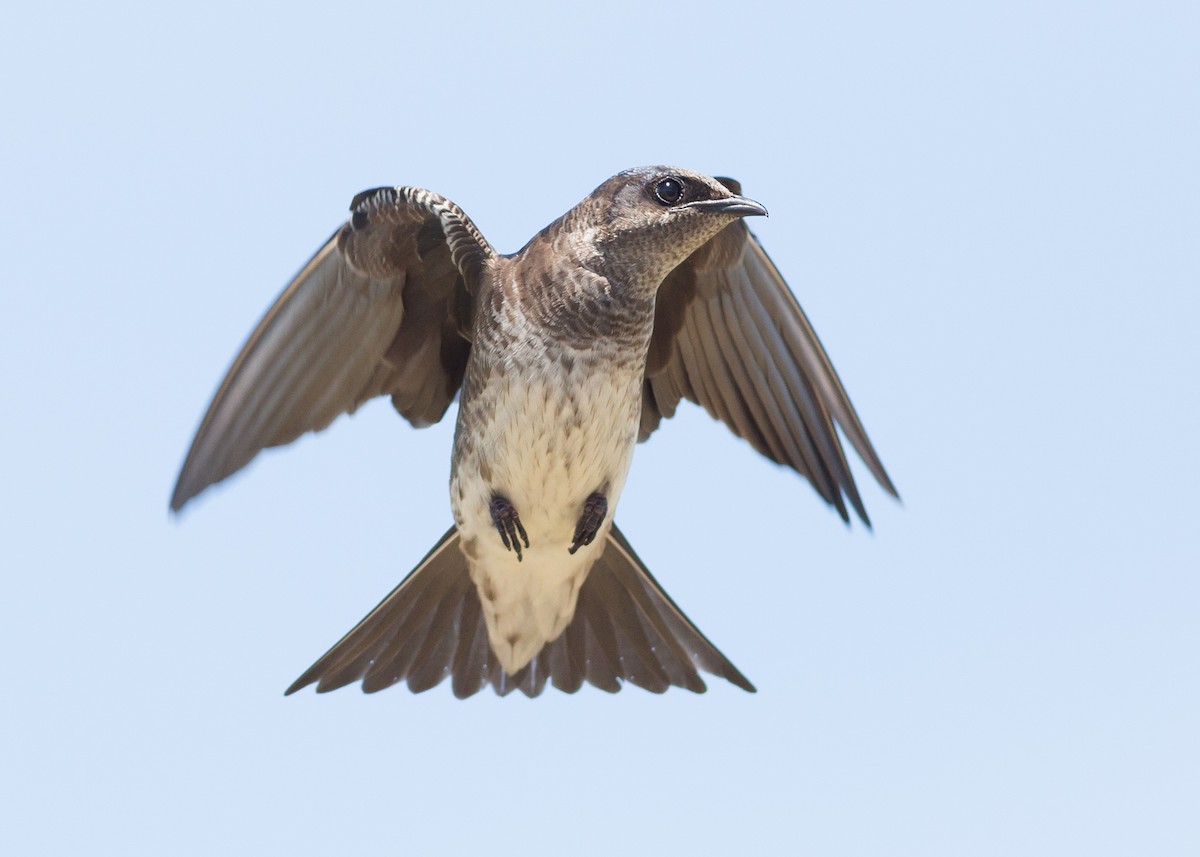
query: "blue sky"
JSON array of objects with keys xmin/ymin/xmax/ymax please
[{"xmin": 2, "ymin": 1, "xmax": 1197, "ymax": 854}]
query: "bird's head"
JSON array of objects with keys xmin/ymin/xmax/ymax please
[{"xmin": 577, "ymin": 166, "xmax": 768, "ymax": 289}]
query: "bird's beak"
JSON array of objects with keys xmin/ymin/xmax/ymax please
[{"xmin": 685, "ymin": 195, "xmax": 768, "ymax": 217}]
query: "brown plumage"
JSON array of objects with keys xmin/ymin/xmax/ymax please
[{"xmin": 173, "ymin": 167, "xmax": 897, "ymax": 697}]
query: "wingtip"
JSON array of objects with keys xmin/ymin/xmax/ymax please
[
  {"xmin": 727, "ymin": 669, "xmax": 757, "ymax": 694},
  {"xmin": 869, "ymin": 459, "xmax": 901, "ymax": 500},
  {"xmin": 883, "ymin": 478, "xmax": 901, "ymax": 501},
  {"xmin": 283, "ymin": 676, "xmax": 311, "ymax": 696},
  {"xmin": 168, "ymin": 473, "xmax": 200, "ymax": 515}
]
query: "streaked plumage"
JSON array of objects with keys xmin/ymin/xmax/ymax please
[{"xmin": 173, "ymin": 167, "xmax": 897, "ymax": 697}]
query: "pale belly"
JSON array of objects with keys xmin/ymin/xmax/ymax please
[{"xmin": 450, "ymin": 363, "xmax": 643, "ymax": 672}]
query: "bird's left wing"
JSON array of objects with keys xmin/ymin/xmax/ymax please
[
  {"xmin": 642, "ymin": 179, "xmax": 897, "ymax": 524},
  {"xmin": 171, "ymin": 187, "xmax": 492, "ymax": 511}
]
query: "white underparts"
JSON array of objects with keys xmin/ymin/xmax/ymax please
[{"xmin": 451, "ymin": 357, "xmax": 643, "ymax": 673}]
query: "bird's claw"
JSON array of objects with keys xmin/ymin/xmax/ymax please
[
  {"xmin": 490, "ymin": 494, "xmax": 529, "ymax": 561},
  {"xmin": 569, "ymin": 492, "xmax": 608, "ymax": 554}
]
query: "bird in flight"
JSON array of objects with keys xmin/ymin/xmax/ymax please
[{"xmin": 172, "ymin": 167, "xmax": 896, "ymax": 698}]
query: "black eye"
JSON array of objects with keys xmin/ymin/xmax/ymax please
[{"xmin": 653, "ymin": 177, "xmax": 685, "ymax": 205}]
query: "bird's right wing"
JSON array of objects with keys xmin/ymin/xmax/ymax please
[{"xmin": 170, "ymin": 187, "xmax": 492, "ymax": 512}]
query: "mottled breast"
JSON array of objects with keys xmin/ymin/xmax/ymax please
[{"xmin": 446, "ymin": 255, "xmax": 655, "ymax": 671}]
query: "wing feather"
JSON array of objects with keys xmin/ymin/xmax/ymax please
[
  {"xmin": 644, "ymin": 192, "xmax": 897, "ymax": 523},
  {"xmin": 171, "ymin": 187, "xmax": 489, "ymax": 511}
]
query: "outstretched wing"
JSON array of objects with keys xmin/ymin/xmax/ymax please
[
  {"xmin": 642, "ymin": 178, "xmax": 897, "ymax": 524},
  {"xmin": 171, "ymin": 187, "xmax": 492, "ymax": 511}
]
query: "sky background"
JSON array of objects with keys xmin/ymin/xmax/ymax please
[{"xmin": 2, "ymin": 1, "xmax": 1197, "ymax": 854}]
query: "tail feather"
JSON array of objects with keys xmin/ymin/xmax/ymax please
[
  {"xmin": 590, "ymin": 526, "xmax": 755, "ymax": 693},
  {"xmin": 450, "ymin": 593, "xmax": 490, "ymax": 698},
  {"xmin": 285, "ymin": 523, "xmax": 755, "ymax": 698},
  {"xmin": 578, "ymin": 611, "xmax": 622, "ymax": 693},
  {"xmin": 285, "ymin": 527, "xmax": 464, "ymax": 695},
  {"xmin": 547, "ymin": 618, "xmax": 586, "ymax": 694}
]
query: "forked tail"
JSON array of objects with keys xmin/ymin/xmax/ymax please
[{"xmin": 286, "ymin": 524, "xmax": 755, "ymax": 698}]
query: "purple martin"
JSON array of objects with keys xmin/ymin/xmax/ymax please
[{"xmin": 172, "ymin": 167, "xmax": 897, "ymax": 697}]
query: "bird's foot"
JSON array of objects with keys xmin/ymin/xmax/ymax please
[
  {"xmin": 569, "ymin": 492, "xmax": 608, "ymax": 554},
  {"xmin": 490, "ymin": 494, "xmax": 529, "ymax": 561}
]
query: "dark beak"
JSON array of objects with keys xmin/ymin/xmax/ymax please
[{"xmin": 685, "ymin": 195, "xmax": 768, "ymax": 217}]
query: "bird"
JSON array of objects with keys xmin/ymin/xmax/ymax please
[{"xmin": 171, "ymin": 166, "xmax": 897, "ymax": 698}]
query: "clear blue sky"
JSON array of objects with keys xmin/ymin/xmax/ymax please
[{"xmin": 2, "ymin": 1, "xmax": 1197, "ymax": 854}]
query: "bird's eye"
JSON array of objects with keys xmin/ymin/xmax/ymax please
[{"xmin": 652, "ymin": 177, "xmax": 685, "ymax": 205}]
